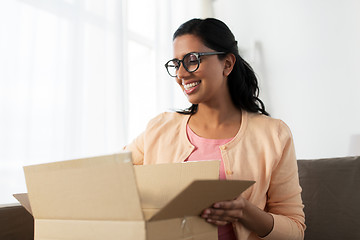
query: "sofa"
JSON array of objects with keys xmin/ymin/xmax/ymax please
[
  {"xmin": 1, "ymin": 156, "xmax": 359, "ymax": 240},
  {"xmin": 0, "ymin": 203, "xmax": 33, "ymax": 239},
  {"xmin": 297, "ymin": 155, "xmax": 360, "ymax": 240}
]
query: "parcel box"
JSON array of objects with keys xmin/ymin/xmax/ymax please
[{"xmin": 15, "ymin": 152, "xmax": 254, "ymax": 240}]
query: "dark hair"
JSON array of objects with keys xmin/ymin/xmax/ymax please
[{"xmin": 173, "ymin": 18, "xmax": 269, "ymax": 116}]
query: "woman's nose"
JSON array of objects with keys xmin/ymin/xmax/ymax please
[{"xmin": 176, "ymin": 63, "xmax": 190, "ymax": 79}]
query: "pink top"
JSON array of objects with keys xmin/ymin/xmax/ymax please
[{"xmin": 185, "ymin": 125, "xmax": 237, "ymax": 240}]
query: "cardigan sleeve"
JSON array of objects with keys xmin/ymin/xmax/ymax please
[
  {"xmin": 124, "ymin": 131, "xmax": 145, "ymax": 165},
  {"xmin": 263, "ymin": 121, "xmax": 306, "ymax": 240}
]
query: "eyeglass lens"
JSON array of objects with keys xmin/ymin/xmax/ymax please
[{"xmin": 166, "ymin": 53, "xmax": 199, "ymax": 77}]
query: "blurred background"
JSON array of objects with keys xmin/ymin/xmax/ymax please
[{"xmin": 0, "ymin": 0, "xmax": 359, "ymax": 203}]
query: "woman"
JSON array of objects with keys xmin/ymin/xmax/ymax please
[{"xmin": 125, "ymin": 18, "xmax": 305, "ymax": 240}]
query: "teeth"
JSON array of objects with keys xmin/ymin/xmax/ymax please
[{"xmin": 183, "ymin": 81, "xmax": 200, "ymax": 90}]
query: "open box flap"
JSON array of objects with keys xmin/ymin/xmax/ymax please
[
  {"xmin": 134, "ymin": 161, "xmax": 220, "ymax": 217},
  {"xmin": 23, "ymin": 152, "xmax": 144, "ymax": 221},
  {"xmin": 13, "ymin": 193, "xmax": 32, "ymax": 214},
  {"xmin": 150, "ymin": 180, "xmax": 255, "ymax": 221}
]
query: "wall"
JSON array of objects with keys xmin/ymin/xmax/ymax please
[{"xmin": 214, "ymin": 0, "xmax": 360, "ymax": 159}]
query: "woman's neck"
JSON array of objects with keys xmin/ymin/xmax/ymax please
[
  {"xmin": 197, "ymin": 104, "xmax": 239, "ymax": 124},
  {"xmin": 188, "ymin": 103, "xmax": 242, "ymax": 139}
]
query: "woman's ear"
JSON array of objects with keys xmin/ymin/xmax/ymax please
[{"xmin": 223, "ymin": 53, "xmax": 236, "ymax": 77}]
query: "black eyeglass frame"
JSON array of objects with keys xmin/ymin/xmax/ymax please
[{"xmin": 164, "ymin": 51, "xmax": 226, "ymax": 77}]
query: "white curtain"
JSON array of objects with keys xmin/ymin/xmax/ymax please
[{"xmin": 0, "ymin": 0, "xmax": 212, "ymax": 203}]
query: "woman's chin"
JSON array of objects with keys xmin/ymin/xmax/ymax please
[{"xmin": 186, "ymin": 98, "xmax": 200, "ymax": 105}]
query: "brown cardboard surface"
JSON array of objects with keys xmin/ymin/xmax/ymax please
[
  {"xmin": 13, "ymin": 193, "xmax": 32, "ymax": 214},
  {"xmin": 34, "ymin": 219, "xmax": 146, "ymax": 240},
  {"xmin": 146, "ymin": 216, "xmax": 217, "ymax": 240},
  {"xmin": 24, "ymin": 152, "xmax": 144, "ymax": 221},
  {"xmin": 34, "ymin": 217, "xmax": 217, "ymax": 240},
  {"xmin": 18, "ymin": 152, "xmax": 254, "ymax": 239},
  {"xmin": 134, "ymin": 161, "xmax": 220, "ymax": 220},
  {"xmin": 150, "ymin": 180, "xmax": 255, "ymax": 221}
]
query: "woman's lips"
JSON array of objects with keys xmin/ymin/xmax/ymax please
[{"xmin": 183, "ymin": 80, "xmax": 201, "ymax": 95}]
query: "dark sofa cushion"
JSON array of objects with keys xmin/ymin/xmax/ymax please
[
  {"xmin": 0, "ymin": 204, "xmax": 34, "ymax": 240},
  {"xmin": 297, "ymin": 156, "xmax": 360, "ymax": 240}
]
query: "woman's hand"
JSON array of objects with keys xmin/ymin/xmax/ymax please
[
  {"xmin": 201, "ymin": 197, "xmax": 274, "ymax": 238},
  {"xmin": 201, "ymin": 197, "xmax": 247, "ymax": 226}
]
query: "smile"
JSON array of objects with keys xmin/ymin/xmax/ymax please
[{"xmin": 183, "ymin": 81, "xmax": 201, "ymax": 90}]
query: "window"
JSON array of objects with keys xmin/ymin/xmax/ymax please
[{"xmin": 0, "ymin": 0, "xmax": 209, "ymax": 203}]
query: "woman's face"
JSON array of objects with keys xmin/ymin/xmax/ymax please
[{"xmin": 172, "ymin": 34, "xmax": 229, "ymax": 105}]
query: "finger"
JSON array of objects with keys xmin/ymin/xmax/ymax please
[
  {"xmin": 208, "ymin": 215, "xmax": 239, "ymax": 223},
  {"xmin": 213, "ymin": 199, "xmax": 245, "ymax": 210},
  {"xmin": 203, "ymin": 208, "xmax": 244, "ymax": 221},
  {"xmin": 202, "ymin": 208, "xmax": 229, "ymax": 217},
  {"xmin": 201, "ymin": 208, "xmax": 213, "ymax": 219},
  {"xmin": 205, "ymin": 212, "xmax": 240, "ymax": 222},
  {"xmin": 206, "ymin": 218, "xmax": 229, "ymax": 226}
]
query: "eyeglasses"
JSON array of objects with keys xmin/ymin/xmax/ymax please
[{"xmin": 164, "ymin": 52, "xmax": 226, "ymax": 77}]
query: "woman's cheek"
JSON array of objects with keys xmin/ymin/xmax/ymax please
[{"xmin": 176, "ymin": 79, "xmax": 183, "ymax": 88}]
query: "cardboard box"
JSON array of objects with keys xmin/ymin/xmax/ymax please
[{"xmin": 15, "ymin": 152, "xmax": 254, "ymax": 240}]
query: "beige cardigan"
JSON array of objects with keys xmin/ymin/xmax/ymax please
[{"xmin": 125, "ymin": 111, "xmax": 305, "ymax": 240}]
